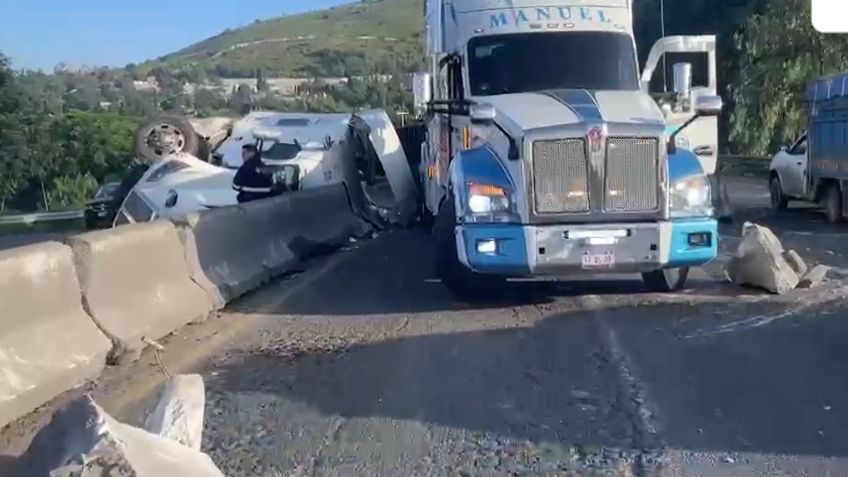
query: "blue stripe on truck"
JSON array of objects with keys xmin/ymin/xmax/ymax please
[{"xmin": 543, "ymin": 89, "xmax": 603, "ymax": 121}]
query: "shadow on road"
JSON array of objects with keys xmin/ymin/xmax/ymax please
[
  {"xmin": 0, "ymin": 455, "xmax": 24, "ymax": 476},
  {"xmin": 259, "ymin": 229, "xmax": 673, "ymax": 317},
  {"xmin": 210, "ymin": 298, "xmax": 848, "ymax": 460},
  {"xmin": 210, "ymin": 307, "xmax": 641, "ymax": 450}
]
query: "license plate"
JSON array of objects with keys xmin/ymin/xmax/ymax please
[{"xmin": 581, "ymin": 251, "xmax": 615, "ymax": 269}]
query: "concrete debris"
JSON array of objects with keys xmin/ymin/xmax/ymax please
[
  {"xmin": 144, "ymin": 374, "xmax": 206, "ymax": 451},
  {"xmin": 799, "ymin": 265, "xmax": 830, "ymax": 289},
  {"xmin": 569, "ymin": 390, "xmax": 592, "ymax": 400},
  {"xmin": 18, "ymin": 395, "xmax": 224, "ymax": 477},
  {"xmin": 783, "ymin": 250, "xmax": 809, "ymax": 277},
  {"xmin": 728, "ymin": 223, "xmax": 799, "ymax": 294}
]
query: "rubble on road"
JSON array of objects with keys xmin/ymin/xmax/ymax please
[
  {"xmin": 783, "ymin": 249, "xmax": 809, "ymax": 277},
  {"xmin": 799, "ymin": 265, "xmax": 830, "ymax": 289},
  {"xmin": 17, "ymin": 376, "xmax": 223, "ymax": 477},
  {"xmin": 727, "ymin": 223, "xmax": 831, "ymax": 294},
  {"xmin": 144, "ymin": 374, "xmax": 206, "ymax": 451},
  {"xmin": 729, "ymin": 223, "xmax": 799, "ymax": 294}
]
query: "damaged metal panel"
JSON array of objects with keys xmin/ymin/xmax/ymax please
[{"xmin": 353, "ymin": 110, "xmax": 419, "ymax": 226}]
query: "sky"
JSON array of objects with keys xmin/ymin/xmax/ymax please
[{"xmin": 0, "ymin": 0, "xmax": 350, "ymax": 71}]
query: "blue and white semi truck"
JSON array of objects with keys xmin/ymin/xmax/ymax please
[{"xmin": 413, "ymin": 0, "xmax": 724, "ymax": 298}]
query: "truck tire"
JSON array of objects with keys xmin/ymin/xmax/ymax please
[
  {"xmin": 434, "ymin": 197, "xmax": 504, "ymax": 301},
  {"xmin": 134, "ymin": 116, "xmax": 200, "ymax": 163},
  {"xmin": 823, "ymin": 182, "xmax": 843, "ymax": 223},
  {"xmin": 642, "ymin": 267, "xmax": 689, "ymax": 292},
  {"xmin": 769, "ymin": 175, "xmax": 788, "ymax": 211},
  {"xmin": 419, "ymin": 202, "xmax": 434, "ymax": 232}
]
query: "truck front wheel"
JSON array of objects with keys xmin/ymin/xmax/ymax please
[
  {"xmin": 770, "ymin": 175, "xmax": 788, "ymax": 211},
  {"xmin": 434, "ymin": 198, "xmax": 504, "ymax": 301},
  {"xmin": 642, "ymin": 267, "xmax": 689, "ymax": 292},
  {"xmin": 823, "ymin": 183, "xmax": 843, "ymax": 223}
]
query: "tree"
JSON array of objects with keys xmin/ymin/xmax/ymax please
[
  {"xmin": 728, "ymin": 0, "xmax": 848, "ymax": 154},
  {"xmin": 256, "ymin": 68, "xmax": 269, "ymax": 92},
  {"xmin": 229, "ymin": 83, "xmax": 253, "ymax": 115},
  {"xmin": 194, "ymin": 88, "xmax": 227, "ymax": 116},
  {"xmin": 46, "ymin": 173, "xmax": 99, "ymax": 209}
]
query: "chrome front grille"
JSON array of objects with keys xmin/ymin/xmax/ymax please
[
  {"xmin": 532, "ymin": 138, "xmax": 589, "ymax": 214},
  {"xmin": 604, "ymin": 137, "xmax": 659, "ymax": 212}
]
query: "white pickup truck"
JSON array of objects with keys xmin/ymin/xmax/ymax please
[
  {"xmin": 769, "ymin": 132, "xmax": 810, "ymax": 210},
  {"xmin": 769, "ymin": 70, "xmax": 848, "ymax": 223}
]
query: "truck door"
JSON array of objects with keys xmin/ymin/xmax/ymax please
[
  {"xmin": 445, "ymin": 57, "xmax": 470, "ymax": 162},
  {"xmin": 782, "ymin": 133, "xmax": 808, "ymax": 198},
  {"xmin": 641, "ymin": 36, "xmax": 719, "ymax": 175}
]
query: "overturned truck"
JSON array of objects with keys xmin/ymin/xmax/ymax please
[{"xmin": 116, "ymin": 110, "xmax": 418, "ymax": 229}]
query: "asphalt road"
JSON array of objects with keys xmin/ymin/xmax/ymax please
[{"xmin": 5, "ymin": 174, "xmax": 848, "ymax": 476}]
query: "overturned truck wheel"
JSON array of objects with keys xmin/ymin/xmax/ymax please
[
  {"xmin": 823, "ymin": 182, "xmax": 843, "ymax": 223},
  {"xmin": 135, "ymin": 116, "xmax": 201, "ymax": 163}
]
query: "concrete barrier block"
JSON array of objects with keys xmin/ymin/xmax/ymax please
[
  {"xmin": 0, "ymin": 242, "xmax": 111, "ymax": 428},
  {"xmin": 285, "ymin": 185, "xmax": 370, "ymax": 259},
  {"xmin": 175, "ymin": 206, "xmax": 269, "ymax": 305},
  {"xmin": 239, "ymin": 196, "xmax": 299, "ymax": 277},
  {"xmin": 67, "ymin": 221, "xmax": 213, "ymax": 364}
]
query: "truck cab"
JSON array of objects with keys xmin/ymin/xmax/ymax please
[{"xmin": 415, "ymin": 0, "xmax": 723, "ymax": 298}]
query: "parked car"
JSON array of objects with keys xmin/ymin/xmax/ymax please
[{"xmin": 84, "ymin": 181, "xmax": 121, "ymax": 229}]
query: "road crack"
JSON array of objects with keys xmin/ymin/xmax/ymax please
[{"xmin": 582, "ymin": 295, "xmax": 668, "ymax": 476}]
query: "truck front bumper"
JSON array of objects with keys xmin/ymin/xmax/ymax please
[{"xmin": 456, "ymin": 218, "xmax": 717, "ymax": 276}]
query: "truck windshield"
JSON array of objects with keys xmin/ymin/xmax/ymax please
[{"xmin": 468, "ymin": 32, "xmax": 638, "ymax": 96}]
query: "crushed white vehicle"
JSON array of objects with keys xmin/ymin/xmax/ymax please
[{"xmin": 115, "ymin": 110, "xmax": 418, "ymax": 227}]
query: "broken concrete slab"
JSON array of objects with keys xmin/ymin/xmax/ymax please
[
  {"xmin": 799, "ymin": 265, "xmax": 830, "ymax": 289},
  {"xmin": 144, "ymin": 375, "xmax": 205, "ymax": 451},
  {"xmin": 783, "ymin": 250, "xmax": 809, "ymax": 277},
  {"xmin": 18, "ymin": 395, "xmax": 224, "ymax": 477},
  {"xmin": 729, "ymin": 223, "xmax": 799, "ymax": 294}
]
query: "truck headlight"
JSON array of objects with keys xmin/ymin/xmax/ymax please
[
  {"xmin": 464, "ymin": 182, "xmax": 519, "ymax": 223},
  {"xmin": 670, "ymin": 174, "xmax": 712, "ymax": 218}
]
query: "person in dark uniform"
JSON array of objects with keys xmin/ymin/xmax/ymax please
[{"xmin": 232, "ymin": 144, "xmax": 277, "ymax": 203}]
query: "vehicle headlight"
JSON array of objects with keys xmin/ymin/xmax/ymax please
[
  {"xmin": 670, "ymin": 174, "xmax": 712, "ymax": 217},
  {"xmin": 146, "ymin": 160, "xmax": 190, "ymax": 183},
  {"xmin": 464, "ymin": 182, "xmax": 519, "ymax": 223}
]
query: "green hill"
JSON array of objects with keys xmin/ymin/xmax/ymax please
[{"xmin": 144, "ymin": 0, "xmax": 425, "ymax": 78}]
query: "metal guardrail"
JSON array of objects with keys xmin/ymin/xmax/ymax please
[
  {"xmin": 718, "ymin": 154, "xmax": 771, "ymax": 177},
  {"xmin": 0, "ymin": 210, "xmax": 84, "ymax": 226}
]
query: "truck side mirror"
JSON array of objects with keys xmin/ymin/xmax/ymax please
[
  {"xmin": 469, "ymin": 103, "xmax": 496, "ymax": 123},
  {"xmin": 695, "ymin": 95, "xmax": 723, "ymax": 117},
  {"xmin": 413, "ymin": 72, "xmax": 432, "ymax": 114}
]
